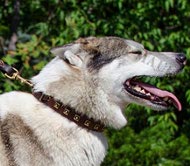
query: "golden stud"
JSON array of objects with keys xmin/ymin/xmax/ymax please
[
  {"xmin": 73, "ymin": 114, "xmax": 80, "ymax": 122},
  {"xmin": 54, "ymin": 102, "xmax": 61, "ymax": 109},
  {"xmin": 94, "ymin": 124, "xmax": 100, "ymax": 130},
  {"xmin": 84, "ymin": 120, "xmax": 91, "ymax": 127},
  {"xmin": 63, "ymin": 108, "xmax": 70, "ymax": 116}
]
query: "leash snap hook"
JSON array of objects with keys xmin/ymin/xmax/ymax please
[
  {"xmin": 4, "ymin": 67, "xmax": 19, "ymax": 80},
  {"xmin": 4, "ymin": 67, "xmax": 33, "ymax": 87}
]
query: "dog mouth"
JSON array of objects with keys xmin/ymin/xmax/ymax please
[{"xmin": 124, "ymin": 77, "xmax": 181, "ymax": 111}]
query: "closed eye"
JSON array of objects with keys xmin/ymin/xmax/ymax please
[{"xmin": 129, "ymin": 51, "xmax": 142, "ymax": 55}]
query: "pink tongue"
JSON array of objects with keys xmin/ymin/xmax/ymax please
[{"xmin": 135, "ymin": 82, "xmax": 182, "ymax": 111}]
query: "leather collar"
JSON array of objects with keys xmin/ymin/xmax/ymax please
[
  {"xmin": 33, "ymin": 92, "xmax": 105, "ymax": 132},
  {"xmin": 0, "ymin": 59, "xmax": 104, "ymax": 132}
]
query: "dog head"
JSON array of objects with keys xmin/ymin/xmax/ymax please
[{"xmin": 32, "ymin": 37, "xmax": 186, "ymax": 129}]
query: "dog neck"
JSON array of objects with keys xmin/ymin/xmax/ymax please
[
  {"xmin": 33, "ymin": 91, "xmax": 105, "ymax": 132},
  {"xmin": 31, "ymin": 58, "xmax": 127, "ymax": 129}
]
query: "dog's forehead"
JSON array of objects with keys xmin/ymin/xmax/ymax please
[
  {"xmin": 76, "ymin": 37, "xmax": 144, "ymax": 52},
  {"xmin": 77, "ymin": 37, "xmax": 130, "ymax": 54}
]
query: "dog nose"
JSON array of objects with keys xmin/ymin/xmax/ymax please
[{"xmin": 176, "ymin": 53, "xmax": 186, "ymax": 65}]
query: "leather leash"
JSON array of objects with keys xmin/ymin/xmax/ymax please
[
  {"xmin": 0, "ymin": 60, "xmax": 16, "ymax": 76},
  {"xmin": 0, "ymin": 59, "xmax": 105, "ymax": 132}
]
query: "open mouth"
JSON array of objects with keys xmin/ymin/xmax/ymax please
[{"xmin": 124, "ymin": 77, "xmax": 181, "ymax": 111}]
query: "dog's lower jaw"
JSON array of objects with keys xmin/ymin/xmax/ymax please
[{"xmin": 107, "ymin": 105, "xmax": 127, "ymax": 129}]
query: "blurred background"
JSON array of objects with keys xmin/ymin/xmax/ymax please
[{"xmin": 0, "ymin": 0, "xmax": 190, "ymax": 165}]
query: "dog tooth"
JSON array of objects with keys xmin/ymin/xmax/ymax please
[
  {"xmin": 141, "ymin": 89, "xmax": 146, "ymax": 94},
  {"xmin": 163, "ymin": 97, "xmax": 169, "ymax": 101},
  {"xmin": 146, "ymin": 93, "xmax": 151, "ymax": 96},
  {"xmin": 151, "ymin": 96, "xmax": 155, "ymax": 100},
  {"xmin": 134, "ymin": 86, "xmax": 141, "ymax": 92},
  {"xmin": 168, "ymin": 99, "xmax": 172, "ymax": 104}
]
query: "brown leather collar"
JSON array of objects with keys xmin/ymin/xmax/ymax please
[{"xmin": 33, "ymin": 92, "xmax": 105, "ymax": 132}]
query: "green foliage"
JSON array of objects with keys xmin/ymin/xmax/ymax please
[{"xmin": 1, "ymin": 0, "xmax": 190, "ymax": 165}]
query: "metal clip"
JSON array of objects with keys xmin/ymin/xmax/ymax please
[
  {"xmin": 4, "ymin": 67, "xmax": 18, "ymax": 80},
  {"xmin": 4, "ymin": 67, "xmax": 33, "ymax": 87}
]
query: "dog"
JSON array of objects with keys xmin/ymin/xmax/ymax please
[{"xmin": 0, "ymin": 37, "xmax": 186, "ymax": 166}]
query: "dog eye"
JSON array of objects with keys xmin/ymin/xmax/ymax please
[{"xmin": 130, "ymin": 51, "xmax": 142, "ymax": 55}]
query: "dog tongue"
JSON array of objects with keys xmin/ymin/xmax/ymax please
[{"xmin": 136, "ymin": 82, "xmax": 182, "ymax": 111}]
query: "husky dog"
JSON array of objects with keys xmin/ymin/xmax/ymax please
[{"xmin": 0, "ymin": 37, "xmax": 186, "ymax": 166}]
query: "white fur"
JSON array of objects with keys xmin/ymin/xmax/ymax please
[
  {"xmin": 0, "ymin": 92, "xmax": 107, "ymax": 166},
  {"xmin": 0, "ymin": 37, "xmax": 183, "ymax": 166}
]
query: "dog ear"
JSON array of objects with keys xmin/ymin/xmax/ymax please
[
  {"xmin": 64, "ymin": 50, "xmax": 83, "ymax": 67},
  {"xmin": 50, "ymin": 45, "xmax": 83, "ymax": 67}
]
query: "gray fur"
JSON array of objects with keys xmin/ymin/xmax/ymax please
[{"xmin": 0, "ymin": 37, "xmax": 184, "ymax": 166}]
